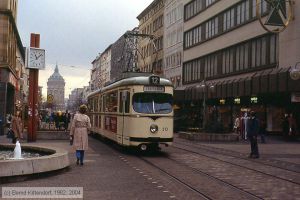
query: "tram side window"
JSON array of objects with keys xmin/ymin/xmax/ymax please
[
  {"xmin": 119, "ymin": 91, "xmax": 130, "ymax": 113},
  {"xmin": 98, "ymin": 96, "xmax": 102, "ymax": 112},
  {"xmin": 88, "ymin": 99, "xmax": 92, "ymax": 112},
  {"xmin": 94, "ymin": 97, "xmax": 98, "ymax": 112},
  {"xmin": 89, "ymin": 99, "xmax": 94, "ymax": 112},
  {"xmin": 104, "ymin": 91, "xmax": 118, "ymax": 112},
  {"xmin": 124, "ymin": 91, "xmax": 130, "ymax": 113}
]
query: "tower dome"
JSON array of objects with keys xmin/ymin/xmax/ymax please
[{"xmin": 48, "ymin": 64, "xmax": 64, "ymax": 81}]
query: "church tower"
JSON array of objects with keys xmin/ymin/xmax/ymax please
[{"xmin": 47, "ymin": 64, "xmax": 65, "ymax": 111}]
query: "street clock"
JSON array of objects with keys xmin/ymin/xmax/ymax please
[{"xmin": 27, "ymin": 47, "xmax": 46, "ymax": 70}]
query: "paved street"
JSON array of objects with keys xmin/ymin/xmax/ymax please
[{"xmin": 1, "ymin": 134, "xmax": 299, "ymax": 200}]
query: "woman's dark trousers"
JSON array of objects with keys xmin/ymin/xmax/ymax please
[{"xmin": 76, "ymin": 150, "xmax": 85, "ymax": 165}]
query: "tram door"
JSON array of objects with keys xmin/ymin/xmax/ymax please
[{"xmin": 119, "ymin": 90, "xmax": 130, "ymax": 145}]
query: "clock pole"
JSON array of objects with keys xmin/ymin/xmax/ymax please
[{"xmin": 28, "ymin": 33, "xmax": 40, "ymax": 142}]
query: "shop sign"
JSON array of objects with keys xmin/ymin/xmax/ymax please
[
  {"xmin": 251, "ymin": 97, "xmax": 258, "ymax": 104},
  {"xmin": 241, "ymin": 108, "xmax": 250, "ymax": 112},
  {"xmin": 219, "ymin": 99, "xmax": 226, "ymax": 105},
  {"xmin": 291, "ymin": 93, "xmax": 300, "ymax": 102},
  {"xmin": 234, "ymin": 98, "xmax": 241, "ymax": 104}
]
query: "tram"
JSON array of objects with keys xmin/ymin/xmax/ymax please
[{"xmin": 87, "ymin": 73, "xmax": 174, "ymax": 151}]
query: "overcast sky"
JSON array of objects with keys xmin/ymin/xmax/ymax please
[{"xmin": 17, "ymin": 0, "xmax": 153, "ymax": 98}]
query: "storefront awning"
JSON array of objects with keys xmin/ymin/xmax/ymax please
[
  {"xmin": 260, "ymin": 69, "xmax": 273, "ymax": 93},
  {"xmin": 181, "ymin": 67, "xmax": 300, "ymax": 101}
]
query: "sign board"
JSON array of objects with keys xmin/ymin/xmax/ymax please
[
  {"xmin": 149, "ymin": 75, "xmax": 160, "ymax": 85},
  {"xmin": 47, "ymin": 94, "xmax": 54, "ymax": 103},
  {"xmin": 144, "ymin": 86, "xmax": 165, "ymax": 93}
]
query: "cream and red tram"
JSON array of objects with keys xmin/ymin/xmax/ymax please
[{"xmin": 87, "ymin": 74, "xmax": 174, "ymax": 151}]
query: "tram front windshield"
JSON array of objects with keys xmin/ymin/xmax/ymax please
[{"xmin": 133, "ymin": 93, "xmax": 172, "ymax": 114}]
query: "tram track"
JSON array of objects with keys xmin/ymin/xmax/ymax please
[
  {"xmin": 91, "ymin": 136, "xmax": 300, "ymax": 199},
  {"xmin": 137, "ymin": 156, "xmax": 214, "ymax": 200},
  {"xmin": 173, "ymin": 140, "xmax": 300, "ymax": 185},
  {"xmin": 175, "ymin": 139, "xmax": 300, "ymax": 174},
  {"xmin": 159, "ymin": 141, "xmax": 300, "ymax": 199},
  {"xmin": 137, "ymin": 155, "xmax": 263, "ymax": 200}
]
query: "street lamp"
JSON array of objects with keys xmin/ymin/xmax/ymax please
[
  {"xmin": 290, "ymin": 62, "xmax": 300, "ymax": 80},
  {"xmin": 197, "ymin": 80, "xmax": 214, "ymax": 129}
]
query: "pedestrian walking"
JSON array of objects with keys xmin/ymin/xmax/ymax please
[
  {"xmin": 288, "ymin": 113, "xmax": 298, "ymax": 140},
  {"xmin": 70, "ymin": 105, "xmax": 91, "ymax": 165},
  {"xmin": 247, "ymin": 111, "xmax": 260, "ymax": 158},
  {"xmin": 233, "ymin": 116, "xmax": 241, "ymax": 137},
  {"xmin": 282, "ymin": 114, "xmax": 289, "ymax": 140},
  {"xmin": 11, "ymin": 111, "xmax": 23, "ymax": 144},
  {"xmin": 63, "ymin": 110, "xmax": 71, "ymax": 132}
]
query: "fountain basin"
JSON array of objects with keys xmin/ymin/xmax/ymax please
[{"xmin": 0, "ymin": 144, "xmax": 69, "ymax": 179}]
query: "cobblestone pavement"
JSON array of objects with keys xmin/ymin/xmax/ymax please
[{"xmin": 0, "ymin": 134, "xmax": 299, "ymax": 200}]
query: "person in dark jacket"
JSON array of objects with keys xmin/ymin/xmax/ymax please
[
  {"xmin": 247, "ymin": 111, "xmax": 260, "ymax": 158},
  {"xmin": 282, "ymin": 114, "xmax": 290, "ymax": 140}
]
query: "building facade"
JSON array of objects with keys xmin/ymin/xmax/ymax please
[
  {"xmin": 47, "ymin": 65, "xmax": 65, "ymax": 111},
  {"xmin": 178, "ymin": 0, "xmax": 300, "ymax": 133},
  {"xmin": 0, "ymin": 0, "xmax": 26, "ymax": 134},
  {"xmin": 90, "ymin": 54, "xmax": 101, "ymax": 91},
  {"xmin": 164, "ymin": 0, "xmax": 187, "ymax": 88},
  {"xmin": 137, "ymin": 0, "xmax": 165, "ymax": 75},
  {"xmin": 99, "ymin": 45, "xmax": 112, "ymax": 88},
  {"xmin": 67, "ymin": 88, "xmax": 84, "ymax": 112}
]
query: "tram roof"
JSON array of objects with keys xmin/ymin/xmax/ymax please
[{"xmin": 87, "ymin": 75, "xmax": 173, "ymax": 98}]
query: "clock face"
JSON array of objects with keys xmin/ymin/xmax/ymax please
[{"xmin": 28, "ymin": 48, "xmax": 45, "ymax": 69}]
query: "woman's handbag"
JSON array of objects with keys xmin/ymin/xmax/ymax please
[
  {"xmin": 70, "ymin": 135, "xmax": 74, "ymax": 145},
  {"xmin": 7, "ymin": 129, "xmax": 15, "ymax": 139}
]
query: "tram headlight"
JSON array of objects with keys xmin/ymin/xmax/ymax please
[{"xmin": 150, "ymin": 124, "xmax": 158, "ymax": 133}]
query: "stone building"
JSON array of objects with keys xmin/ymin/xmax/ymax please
[
  {"xmin": 164, "ymin": 0, "xmax": 188, "ymax": 88},
  {"xmin": 0, "ymin": 0, "xmax": 26, "ymax": 134},
  {"xmin": 67, "ymin": 88, "xmax": 84, "ymax": 112},
  {"xmin": 47, "ymin": 64, "xmax": 65, "ymax": 111},
  {"xmin": 99, "ymin": 45, "xmax": 112, "ymax": 87},
  {"xmin": 179, "ymin": 0, "xmax": 300, "ymax": 133},
  {"xmin": 90, "ymin": 54, "xmax": 101, "ymax": 91},
  {"xmin": 137, "ymin": 0, "xmax": 165, "ymax": 75}
]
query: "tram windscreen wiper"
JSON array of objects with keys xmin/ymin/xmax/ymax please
[{"xmin": 152, "ymin": 100, "xmax": 155, "ymax": 114}]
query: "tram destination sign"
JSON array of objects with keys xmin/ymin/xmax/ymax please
[{"xmin": 144, "ymin": 86, "xmax": 165, "ymax": 93}]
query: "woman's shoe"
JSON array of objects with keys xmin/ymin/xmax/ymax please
[{"xmin": 76, "ymin": 158, "xmax": 79, "ymax": 165}]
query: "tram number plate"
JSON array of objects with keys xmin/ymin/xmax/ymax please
[{"xmin": 144, "ymin": 86, "xmax": 165, "ymax": 92}]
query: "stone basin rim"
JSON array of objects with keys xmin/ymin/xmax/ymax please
[{"xmin": 0, "ymin": 144, "xmax": 70, "ymax": 178}]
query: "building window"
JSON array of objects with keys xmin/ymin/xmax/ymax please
[
  {"xmin": 223, "ymin": 8, "xmax": 235, "ymax": 31},
  {"xmin": 183, "ymin": 34, "xmax": 277, "ymax": 84},
  {"xmin": 184, "ymin": 0, "xmax": 270, "ymax": 49},
  {"xmin": 205, "ymin": 17, "xmax": 218, "ymax": 40}
]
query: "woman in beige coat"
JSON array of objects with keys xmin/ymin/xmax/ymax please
[
  {"xmin": 70, "ymin": 105, "xmax": 91, "ymax": 165},
  {"xmin": 11, "ymin": 111, "xmax": 23, "ymax": 144}
]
